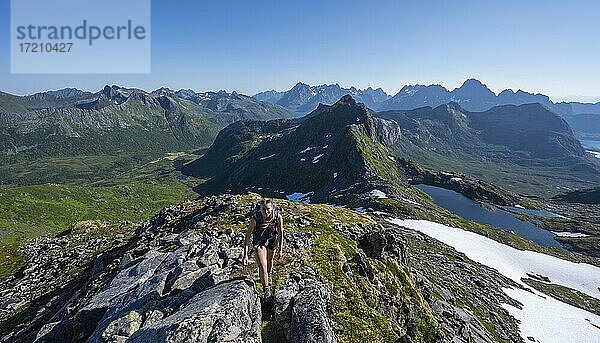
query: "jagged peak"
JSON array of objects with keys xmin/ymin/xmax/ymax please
[
  {"xmin": 291, "ymin": 82, "xmax": 310, "ymax": 90},
  {"xmin": 452, "ymin": 78, "xmax": 495, "ymax": 95},
  {"xmin": 398, "ymin": 83, "xmax": 448, "ymax": 93},
  {"xmin": 151, "ymin": 87, "xmax": 174, "ymax": 94},
  {"xmin": 460, "ymin": 78, "xmax": 486, "ymax": 88},
  {"xmin": 498, "ymin": 89, "xmax": 516, "ymax": 96},
  {"xmin": 335, "ymin": 94, "xmax": 357, "ymax": 106}
]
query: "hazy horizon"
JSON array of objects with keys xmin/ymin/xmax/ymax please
[
  {"xmin": 2, "ymin": 0, "xmax": 600, "ymax": 102},
  {"xmin": 3, "ymin": 79, "xmax": 600, "ymax": 104}
]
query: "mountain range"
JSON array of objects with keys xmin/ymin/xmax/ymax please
[
  {"xmin": 2, "ymin": 88, "xmax": 600, "ymax": 343},
  {"xmin": 0, "ymin": 86, "xmax": 293, "ymax": 161},
  {"xmin": 254, "ymin": 83, "xmax": 391, "ymax": 115},
  {"xmin": 184, "ymin": 96, "xmax": 600, "ymax": 199},
  {"xmin": 255, "ymin": 79, "xmax": 600, "ymax": 140},
  {"xmin": 184, "ymin": 95, "xmax": 405, "ymax": 206}
]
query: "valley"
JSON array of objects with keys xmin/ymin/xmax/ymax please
[{"xmin": 1, "ymin": 85, "xmax": 599, "ymax": 342}]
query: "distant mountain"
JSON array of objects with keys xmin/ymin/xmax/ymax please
[
  {"xmin": 377, "ymin": 78, "xmax": 600, "ymax": 116},
  {"xmin": 254, "ymin": 82, "xmax": 391, "ymax": 114},
  {"xmin": 377, "ymin": 101, "xmax": 587, "ymax": 160},
  {"xmin": 0, "ymin": 86, "xmax": 294, "ymax": 160},
  {"xmin": 186, "ymin": 95, "xmax": 406, "ymax": 204},
  {"xmin": 375, "ymin": 79, "xmax": 600, "ymax": 142},
  {"xmin": 35, "ymin": 88, "xmax": 93, "ymax": 100},
  {"xmin": 379, "ymin": 79, "xmax": 556, "ymax": 112},
  {"xmin": 376, "ymin": 102, "xmax": 600, "ymax": 195},
  {"xmin": 253, "ymin": 90, "xmax": 284, "ymax": 104},
  {"xmin": 377, "ymin": 84, "xmax": 450, "ymax": 111},
  {"xmin": 449, "ymin": 79, "xmax": 498, "ymax": 111}
]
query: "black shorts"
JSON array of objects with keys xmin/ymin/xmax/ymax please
[{"xmin": 253, "ymin": 234, "xmax": 278, "ymax": 251}]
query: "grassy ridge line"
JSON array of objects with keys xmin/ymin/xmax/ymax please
[
  {"xmin": 0, "ymin": 151, "xmax": 205, "ymax": 279},
  {"xmin": 0, "ymin": 182, "xmax": 197, "ymax": 279},
  {"xmin": 0, "ymin": 153, "xmax": 163, "ymax": 186}
]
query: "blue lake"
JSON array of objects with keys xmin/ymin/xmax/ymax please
[{"xmin": 416, "ymin": 184, "xmax": 563, "ymax": 249}]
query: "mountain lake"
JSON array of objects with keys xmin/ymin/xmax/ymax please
[{"xmin": 415, "ymin": 184, "xmax": 564, "ymax": 249}]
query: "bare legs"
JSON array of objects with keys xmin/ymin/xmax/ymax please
[
  {"xmin": 254, "ymin": 246, "xmax": 276, "ymax": 296},
  {"xmin": 266, "ymin": 248, "xmax": 275, "ymax": 276}
]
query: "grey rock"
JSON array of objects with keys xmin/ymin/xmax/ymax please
[
  {"xmin": 101, "ymin": 310, "xmax": 142, "ymax": 341},
  {"xmin": 128, "ymin": 279, "xmax": 261, "ymax": 343},
  {"xmin": 274, "ymin": 278, "xmax": 337, "ymax": 343}
]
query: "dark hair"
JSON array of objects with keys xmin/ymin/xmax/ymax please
[{"xmin": 259, "ymin": 198, "xmax": 272, "ymax": 206}]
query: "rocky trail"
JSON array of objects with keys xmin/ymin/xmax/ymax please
[{"xmin": 0, "ymin": 193, "xmax": 524, "ymax": 342}]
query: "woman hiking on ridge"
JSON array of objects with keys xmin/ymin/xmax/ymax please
[{"xmin": 242, "ymin": 198, "xmax": 284, "ymax": 298}]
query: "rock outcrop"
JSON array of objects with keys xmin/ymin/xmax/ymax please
[{"xmin": 0, "ymin": 193, "xmax": 524, "ymax": 342}]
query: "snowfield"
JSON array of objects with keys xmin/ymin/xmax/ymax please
[
  {"xmin": 501, "ymin": 287, "xmax": 600, "ymax": 343},
  {"xmin": 259, "ymin": 154, "xmax": 275, "ymax": 160},
  {"xmin": 312, "ymin": 154, "xmax": 324, "ymax": 163},
  {"xmin": 586, "ymin": 150, "xmax": 600, "ymax": 159},
  {"xmin": 388, "ymin": 218, "xmax": 600, "ymax": 343},
  {"xmin": 370, "ymin": 189, "xmax": 388, "ymax": 198},
  {"xmin": 286, "ymin": 192, "xmax": 312, "ymax": 203},
  {"xmin": 552, "ymin": 231, "xmax": 591, "ymax": 238}
]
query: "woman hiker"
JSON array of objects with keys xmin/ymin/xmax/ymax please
[{"xmin": 242, "ymin": 198, "xmax": 284, "ymax": 297}]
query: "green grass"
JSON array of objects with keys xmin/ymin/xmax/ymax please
[
  {"xmin": 0, "ymin": 150, "xmax": 205, "ymax": 279},
  {"xmin": 397, "ymin": 145, "xmax": 600, "ymax": 197},
  {"xmin": 0, "ymin": 181, "xmax": 197, "ymax": 279},
  {"xmin": 0, "ymin": 183, "xmax": 196, "ymax": 243},
  {"xmin": 272, "ymin": 199, "xmax": 439, "ymax": 343},
  {"xmin": 522, "ymin": 278, "xmax": 600, "ymax": 316},
  {"xmin": 0, "ymin": 150, "xmax": 205, "ymax": 186}
]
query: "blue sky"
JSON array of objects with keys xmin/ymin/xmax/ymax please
[{"xmin": 1, "ymin": 0, "xmax": 600, "ymax": 101}]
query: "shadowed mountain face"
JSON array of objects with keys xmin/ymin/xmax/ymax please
[
  {"xmin": 377, "ymin": 102, "xmax": 585, "ymax": 160},
  {"xmin": 554, "ymin": 187, "xmax": 600, "ymax": 204},
  {"xmin": 186, "ymin": 95, "xmax": 406, "ymax": 203},
  {"xmin": 0, "ymin": 86, "xmax": 293, "ymax": 160},
  {"xmin": 376, "ymin": 102, "xmax": 600, "ymax": 195}
]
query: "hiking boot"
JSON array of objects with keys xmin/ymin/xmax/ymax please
[{"xmin": 264, "ymin": 286, "xmax": 271, "ymax": 298}]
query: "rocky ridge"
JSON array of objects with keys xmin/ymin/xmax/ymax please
[{"xmin": 0, "ymin": 193, "xmax": 525, "ymax": 342}]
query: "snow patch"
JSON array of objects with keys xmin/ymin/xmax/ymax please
[
  {"xmin": 388, "ymin": 155, "xmax": 396, "ymax": 162},
  {"xmin": 259, "ymin": 154, "xmax": 275, "ymax": 160},
  {"xmin": 322, "ymin": 145, "xmax": 328, "ymax": 149},
  {"xmin": 450, "ymin": 177, "xmax": 462, "ymax": 182},
  {"xmin": 586, "ymin": 150, "xmax": 600, "ymax": 159},
  {"xmin": 552, "ymin": 231, "xmax": 590, "ymax": 238},
  {"xmin": 286, "ymin": 192, "xmax": 313, "ymax": 204},
  {"xmin": 312, "ymin": 154, "xmax": 324, "ymax": 163},
  {"xmin": 370, "ymin": 189, "xmax": 387, "ymax": 198},
  {"xmin": 501, "ymin": 287, "xmax": 600, "ymax": 343},
  {"xmin": 387, "ymin": 218, "xmax": 600, "ymax": 343},
  {"xmin": 299, "ymin": 147, "xmax": 314, "ymax": 154},
  {"xmin": 333, "ymin": 172, "xmax": 338, "ymax": 178},
  {"xmin": 388, "ymin": 219, "xmax": 600, "ymax": 298},
  {"xmin": 354, "ymin": 207, "xmax": 366, "ymax": 213},
  {"xmin": 401, "ymin": 198, "xmax": 421, "ymax": 206}
]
